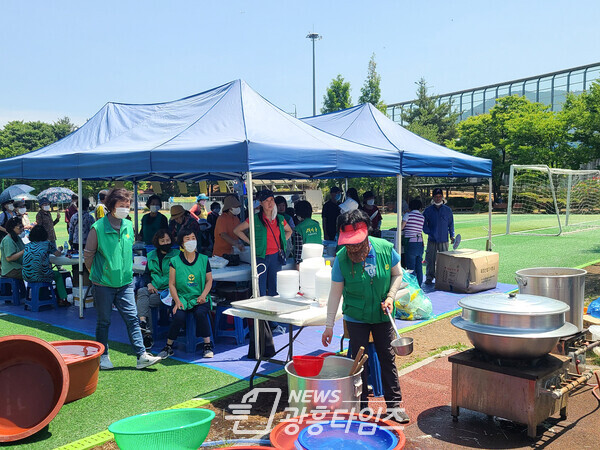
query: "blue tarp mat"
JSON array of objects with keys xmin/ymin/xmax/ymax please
[{"xmin": 302, "ymin": 103, "xmax": 492, "ymax": 178}]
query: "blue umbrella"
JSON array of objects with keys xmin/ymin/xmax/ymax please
[
  {"xmin": 0, "ymin": 184, "xmax": 34, "ymax": 204},
  {"xmin": 37, "ymin": 187, "xmax": 75, "ymax": 204}
]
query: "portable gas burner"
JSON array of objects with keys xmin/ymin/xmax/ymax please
[{"xmin": 450, "ymin": 348, "xmax": 571, "ymax": 438}]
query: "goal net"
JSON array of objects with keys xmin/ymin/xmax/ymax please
[{"xmin": 507, "ymin": 165, "xmax": 600, "ymax": 235}]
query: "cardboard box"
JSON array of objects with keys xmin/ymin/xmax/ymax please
[{"xmin": 435, "ymin": 248, "xmax": 499, "ymax": 293}]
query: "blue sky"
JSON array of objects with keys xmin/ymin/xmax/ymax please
[{"xmin": 1, "ymin": 0, "xmax": 599, "ymax": 126}]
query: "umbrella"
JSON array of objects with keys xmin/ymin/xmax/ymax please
[
  {"xmin": 37, "ymin": 187, "xmax": 75, "ymax": 204},
  {"xmin": 0, "ymin": 184, "xmax": 34, "ymax": 204},
  {"xmin": 12, "ymin": 192, "xmax": 38, "ymax": 201}
]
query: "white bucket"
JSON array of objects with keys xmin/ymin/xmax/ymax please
[
  {"xmin": 301, "ymin": 244, "xmax": 324, "ymax": 261},
  {"xmin": 277, "ymin": 270, "xmax": 300, "ymax": 299},
  {"xmin": 299, "ymin": 257, "xmax": 325, "ymax": 299}
]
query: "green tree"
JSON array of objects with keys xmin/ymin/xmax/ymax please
[
  {"xmin": 561, "ymin": 81, "xmax": 600, "ymax": 165},
  {"xmin": 358, "ymin": 54, "xmax": 386, "ymax": 114},
  {"xmin": 321, "ymin": 75, "xmax": 352, "ymax": 114},
  {"xmin": 52, "ymin": 116, "xmax": 78, "ymax": 140},
  {"xmin": 401, "ymin": 78, "xmax": 458, "ymax": 144}
]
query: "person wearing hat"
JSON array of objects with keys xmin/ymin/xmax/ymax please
[
  {"xmin": 321, "ymin": 209, "xmax": 408, "ymax": 423},
  {"xmin": 0, "ymin": 199, "xmax": 16, "ymax": 240},
  {"xmin": 233, "ymin": 189, "xmax": 292, "ymax": 358},
  {"xmin": 190, "ymin": 194, "xmax": 209, "ymax": 221},
  {"xmin": 139, "ymin": 194, "xmax": 168, "ymax": 245},
  {"xmin": 36, "ymin": 197, "xmax": 60, "ymax": 245},
  {"xmin": 14, "ymin": 200, "xmax": 33, "ymax": 234},
  {"xmin": 168, "ymin": 205, "xmax": 201, "ymax": 244},
  {"xmin": 422, "ymin": 187, "xmax": 455, "ymax": 285},
  {"xmin": 291, "ymin": 200, "xmax": 322, "ymax": 269},
  {"xmin": 213, "ymin": 195, "xmax": 244, "ymax": 257},
  {"xmin": 322, "ymin": 186, "xmax": 342, "ymax": 241},
  {"xmin": 360, "ymin": 191, "xmax": 382, "ymax": 237}
]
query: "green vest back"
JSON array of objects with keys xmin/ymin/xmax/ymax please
[
  {"xmin": 147, "ymin": 249, "xmax": 179, "ymax": 291},
  {"xmin": 295, "ymin": 218, "xmax": 322, "ymax": 245},
  {"xmin": 90, "ymin": 217, "xmax": 134, "ymax": 287},
  {"xmin": 337, "ymin": 237, "xmax": 394, "ymax": 324},
  {"xmin": 171, "ymin": 253, "xmax": 211, "ymax": 310},
  {"xmin": 253, "ymin": 213, "xmax": 287, "ymax": 259}
]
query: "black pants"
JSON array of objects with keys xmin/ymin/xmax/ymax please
[
  {"xmin": 346, "ymin": 320, "xmax": 402, "ymax": 409},
  {"xmin": 167, "ymin": 303, "xmax": 211, "ymax": 341}
]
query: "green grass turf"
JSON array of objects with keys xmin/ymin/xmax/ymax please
[{"xmin": 0, "ymin": 314, "xmax": 238, "ymax": 449}]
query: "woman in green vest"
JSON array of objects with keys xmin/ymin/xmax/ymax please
[
  {"xmin": 158, "ymin": 227, "xmax": 214, "ymax": 359},
  {"xmin": 321, "ymin": 210, "xmax": 409, "ymax": 423},
  {"xmin": 84, "ymin": 188, "xmax": 161, "ymax": 371},
  {"xmin": 233, "ymin": 189, "xmax": 292, "ymax": 359},
  {"xmin": 136, "ymin": 229, "xmax": 179, "ymax": 348},
  {"xmin": 138, "ymin": 194, "xmax": 168, "ymax": 245},
  {"xmin": 291, "ymin": 200, "xmax": 323, "ymax": 269}
]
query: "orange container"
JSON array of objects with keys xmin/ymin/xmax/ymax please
[
  {"xmin": 0, "ymin": 335, "xmax": 69, "ymax": 442},
  {"xmin": 50, "ymin": 340, "xmax": 104, "ymax": 403}
]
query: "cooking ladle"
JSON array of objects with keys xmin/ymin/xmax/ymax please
[{"xmin": 386, "ymin": 307, "xmax": 414, "ymax": 356}]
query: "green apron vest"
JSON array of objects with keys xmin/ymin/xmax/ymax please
[
  {"xmin": 170, "ymin": 252, "xmax": 211, "ymax": 310},
  {"xmin": 295, "ymin": 218, "xmax": 322, "ymax": 245},
  {"xmin": 90, "ymin": 217, "xmax": 134, "ymax": 288},
  {"xmin": 147, "ymin": 248, "xmax": 179, "ymax": 291},
  {"xmin": 253, "ymin": 213, "xmax": 287, "ymax": 259},
  {"xmin": 337, "ymin": 237, "xmax": 395, "ymax": 324}
]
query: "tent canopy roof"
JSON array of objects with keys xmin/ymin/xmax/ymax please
[
  {"xmin": 0, "ymin": 80, "xmax": 401, "ymax": 181},
  {"xmin": 302, "ymin": 103, "xmax": 492, "ymax": 178}
]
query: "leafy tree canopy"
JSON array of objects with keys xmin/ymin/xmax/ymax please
[
  {"xmin": 358, "ymin": 54, "xmax": 386, "ymax": 114},
  {"xmin": 321, "ymin": 74, "xmax": 352, "ymax": 114}
]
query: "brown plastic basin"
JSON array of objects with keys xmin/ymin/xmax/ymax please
[
  {"xmin": 50, "ymin": 340, "xmax": 104, "ymax": 403},
  {"xmin": 0, "ymin": 335, "xmax": 69, "ymax": 442}
]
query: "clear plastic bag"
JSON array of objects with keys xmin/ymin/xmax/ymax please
[{"xmin": 395, "ymin": 270, "xmax": 433, "ymax": 320}]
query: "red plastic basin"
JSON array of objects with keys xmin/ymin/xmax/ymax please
[
  {"xmin": 0, "ymin": 335, "xmax": 70, "ymax": 442},
  {"xmin": 50, "ymin": 340, "xmax": 104, "ymax": 403}
]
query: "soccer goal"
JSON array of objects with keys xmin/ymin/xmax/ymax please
[{"xmin": 506, "ymin": 164, "xmax": 600, "ymax": 235}]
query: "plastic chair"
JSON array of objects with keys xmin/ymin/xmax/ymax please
[
  {"xmin": 214, "ymin": 304, "xmax": 248, "ymax": 345},
  {"xmin": 25, "ymin": 281, "xmax": 58, "ymax": 312},
  {"xmin": 0, "ymin": 277, "xmax": 26, "ymax": 305},
  {"xmin": 175, "ymin": 311, "xmax": 215, "ymax": 353},
  {"xmin": 340, "ymin": 320, "xmax": 384, "ymax": 397},
  {"xmin": 150, "ymin": 304, "xmax": 172, "ymax": 343}
]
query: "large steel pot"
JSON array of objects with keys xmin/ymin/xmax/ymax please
[
  {"xmin": 285, "ymin": 356, "xmax": 362, "ymax": 413},
  {"xmin": 516, "ymin": 267, "xmax": 586, "ymax": 332},
  {"xmin": 451, "ymin": 292, "xmax": 579, "ymax": 359}
]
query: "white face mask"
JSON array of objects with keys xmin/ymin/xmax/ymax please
[
  {"xmin": 230, "ymin": 207, "xmax": 241, "ymax": 216},
  {"xmin": 42, "ymin": 205, "xmax": 50, "ymax": 211},
  {"xmin": 18, "ymin": 208, "xmax": 26, "ymax": 215},
  {"xmin": 366, "ymin": 199, "xmax": 375, "ymax": 206},
  {"xmin": 114, "ymin": 207, "xmax": 129, "ymax": 219},
  {"xmin": 149, "ymin": 205, "xmax": 160, "ymax": 213},
  {"xmin": 433, "ymin": 201, "xmax": 443, "ymax": 206},
  {"xmin": 183, "ymin": 240, "xmax": 197, "ymax": 252},
  {"xmin": 6, "ymin": 204, "xmax": 14, "ymax": 211}
]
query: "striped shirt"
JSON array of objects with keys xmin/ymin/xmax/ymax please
[{"xmin": 402, "ymin": 210, "xmax": 425, "ymax": 242}]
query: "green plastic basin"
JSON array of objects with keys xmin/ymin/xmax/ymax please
[{"xmin": 108, "ymin": 408, "xmax": 215, "ymax": 450}]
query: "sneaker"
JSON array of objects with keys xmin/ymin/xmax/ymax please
[
  {"xmin": 424, "ymin": 279, "xmax": 434, "ymax": 285},
  {"xmin": 136, "ymin": 352, "xmax": 161, "ymax": 369},
  {"xmin": 203, "ymin": 342, "xmax": 214, "ymax": 358},
  {"xmin": 143, "ymin": 333, "xmax": 154, "ymax": 350},
  {"xmin": 139, "ymin": 320, "xmax": 148, "ymax": 331},
  {"xmin": 100, "ymin": 354, "xmax": 114, "ymax": 370},
  {"xmin": 388, "ymin": 407, "xmax": 410, "ymax": 424},
  {"xmin": 158, "ymin": 345, "xmax": 174, "ymax": 359},
  {"xmin": 272, "ymin": 325, "xmax": 287, "ymax": 335}
]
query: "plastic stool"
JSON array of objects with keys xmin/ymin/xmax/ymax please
[
  {"xmin": 0, "ymin": 277, "xmax": 26, "ymax": 305},
  {"xmin": 25, "ymin": 281, "xmax": 58, "ymax": 312},
  {"xmin": 150, "ymin": 304, "xmax": 172, "ymax": 343},
  {"xmin": 367, "ymin": 343, "xmax": 384, "ymax": 397},
  {"xmin": 215, "ymin": 304, "xmax": 248, "ymax": 345},
  {"xmin": 175, "ymin": 311, "xmax": 215, "ymax": 353}
]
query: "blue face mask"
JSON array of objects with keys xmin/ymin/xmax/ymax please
[{"xmin": 335, "ymin": 193, "xmax": 342, "ymax": 202}]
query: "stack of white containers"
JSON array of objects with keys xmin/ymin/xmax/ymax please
[
  {"xmin": 299, "ymin": 257, "xmax": 324, "ymax": 299},
  {"xmin": 277, "ymin": 270, "xmax": 300, "ymax": 299},
  {"xmin": 315, "ymin": 261, "xmax": 333, "ymax": 306}
]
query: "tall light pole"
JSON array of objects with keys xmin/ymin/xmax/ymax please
[{"xmin": 306, "ymin": 32, "xmax": 322, "ymax": 116}]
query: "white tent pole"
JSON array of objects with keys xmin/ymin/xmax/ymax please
[
  {"xmin": 133, "ymin": 181, "xmax": 139, "ymax": 237},
  {"xmin": 487, "ymin": 177, "xmax": 493, "ymax": 251},
  {"xmin": 344, "ymin": 178, "xmax": 348, "ymax": 193},
  {"xmin": 246, "ymin": 172, "xmax": 260, "ymax": 360},
  {"xmin": 77, "ymin": 178, "xmax": 84, "ymax": 319},
  {"xmin": 396, "ymin": 174, "xmax": 402, "ymax": 253}
]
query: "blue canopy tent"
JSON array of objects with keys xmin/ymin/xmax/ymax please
[
  {"xmin": 0, "ymin": 81, "xmax": 402, "ymax": 339},
  {"xmin": 302, "ymin": 103, "xmax": 494, "ymax": 248}
]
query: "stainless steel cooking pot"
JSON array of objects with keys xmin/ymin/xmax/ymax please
[{"xmin": 451, "ymin": 292, "xmax": 579, "ymax": 359}]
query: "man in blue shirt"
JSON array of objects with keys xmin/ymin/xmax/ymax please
[{"xmin": 422, "ymin": 188, "xmax": 455, "ymax": 285}]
